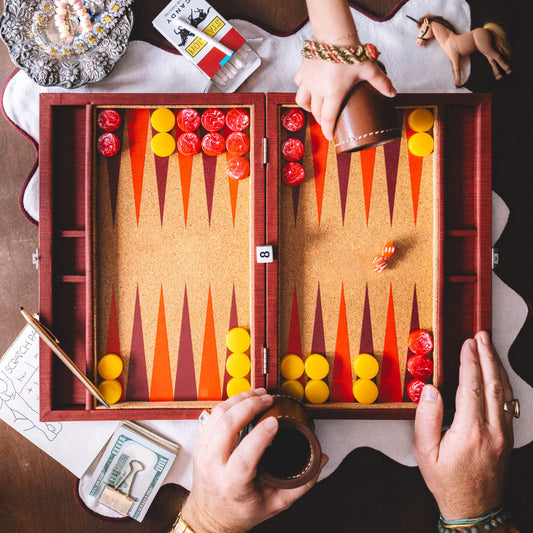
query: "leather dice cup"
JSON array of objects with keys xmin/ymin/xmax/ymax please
[
  {"xmin": 253, "ymin": 395, "xmax": 322, "ymax": 489},
  {"xmin": 333, "ymin": 81, "xmax": 401, "ymax": 154}
]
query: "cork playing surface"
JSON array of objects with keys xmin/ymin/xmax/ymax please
[
  {"xmin": 276, "ymin": 106, "xmax": 439, "ymax": 408},
  {"xmin": 93, "ymin": 105, "xmax": 256, "ymax": 404}
]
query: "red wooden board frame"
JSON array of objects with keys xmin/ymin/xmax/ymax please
[{"xmin": 39, "ymin": 92, "xmax": 491, "ymax": 421}]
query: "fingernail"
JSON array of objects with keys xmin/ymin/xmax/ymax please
[
  {"xmin": 421, "ymin": 385, "xmax": 439, "ymax": 401},
  {"xmin": 264, "ymin": 417, "xmax": 277, "ymax": 431},
  {"xmin": 466, "ymin": 338, "xmax": 477, "ymax": 351},
  {"xmin": 253, "ymin": 388, "xmax": 267, "ymax": 395},
  {"xmin": 479, "ymin": 331, "xmax": 491, "ymax": 345}
]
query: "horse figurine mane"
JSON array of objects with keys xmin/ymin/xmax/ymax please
[
  {"xmin": 417, "ymin": 14, "xmax": 457, "ymax": 34},
  {"xmin": 407, "ymin": 13, "xmax": 511, "ymax": 87}
]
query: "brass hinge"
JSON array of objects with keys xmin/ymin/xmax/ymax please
[{"xmin": 492, "ymin": 247, "xmax": 499, "ymax": 269}]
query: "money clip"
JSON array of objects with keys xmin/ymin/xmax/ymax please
[{"xmin": 98, "ymin": 459, "xmax": 145, "ymax": 516}]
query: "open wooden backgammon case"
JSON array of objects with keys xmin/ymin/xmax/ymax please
[{"xmin": 38, "ymin": 92, "xmax": 492, "ymax": 421}]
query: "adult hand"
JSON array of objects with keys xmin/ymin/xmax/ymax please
[
  {"xmin": 413, "ymin": 331, "xmax": 514, "ymax": 522},
  {"xmin": 294, "ymin": 59, "xmax": 396, "ymax": 141},
  {"xmin": 181, "ymin": 388, "xmax": 328, "ymax": 533}
]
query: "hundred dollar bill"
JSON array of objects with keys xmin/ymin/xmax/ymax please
[{"xmin": 88, "ymin": 421, "xmax": 179, "ymax": 521}]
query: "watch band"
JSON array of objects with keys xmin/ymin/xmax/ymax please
[{"xmin": 169, "ymin": 512, "xmax": 196, "ymax": 533}]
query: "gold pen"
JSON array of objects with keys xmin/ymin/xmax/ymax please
[{"xmin": 19, "ymin": 307, "xmax": 110, "ymax": 409}]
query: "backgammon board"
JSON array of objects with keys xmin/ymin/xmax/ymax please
[{"xmin": 38, "ymin": 92, "xmax": 491, "ymax": 421}]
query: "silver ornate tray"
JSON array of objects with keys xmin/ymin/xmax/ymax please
[{"xmin": 0, "ymin": 0, "xmax": 133, "ymax": 88}]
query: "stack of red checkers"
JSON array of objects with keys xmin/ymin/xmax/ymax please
[
  {"xmin": 176, "ymin": 108, "xmax": 202, "ymax": 156},
  {"xmin": 406, "ymin": 329, "xmax": 434, "ymax": 402},
  {"xmin": 96, "ymin": 109, "xmax": 121, "ymax": 157},
  {"xmin": 280, "ymin": 107, "xmax": 306, "ymax": 186},
  {"xmin": 226, "ymin": 108, "xmax": 251, "ymax": 179}
]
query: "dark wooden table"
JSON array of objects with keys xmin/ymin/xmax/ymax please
[{"xmin": 1, "ymin": 1, "xmax": 532, "ymax": 531}]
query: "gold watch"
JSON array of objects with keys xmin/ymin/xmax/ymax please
[{"xmin": 169, "ymin": 512, "xmax": 196, "ymax": 533}]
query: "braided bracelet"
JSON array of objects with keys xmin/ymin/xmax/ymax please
[
  {"xmin": 301, "ymin": 41, "xmax": 380, "ymax": 65},
  {"xmin": 438, "ymin": 505, "xmax": 510, "ymax": 532}
]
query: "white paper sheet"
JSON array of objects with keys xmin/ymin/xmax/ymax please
[{"xmin": 0, "ymin": 324, "xmax": 117, "ymax": 477}]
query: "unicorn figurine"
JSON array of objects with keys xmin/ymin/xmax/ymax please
[{"xmin": 407, "ymin": 14, "xmax": 511, "ymax": 87}]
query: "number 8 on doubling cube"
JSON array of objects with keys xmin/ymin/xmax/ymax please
[{"xmin": 256, "ymin": 245, "xmax": 273, "ymax": 263}]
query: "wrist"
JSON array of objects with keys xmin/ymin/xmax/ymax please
[
  {"xmin": 312, "ymin": 32, "xmax": 361, "ymax": 48},
  {"xmin": 437, "ymin": 505, "xmax": 510, "ymax": 533},
  {"xmin": 439, "ymin": 497, "xmax": 504, "ymax": 522},
  {"xmin": 180, "ymin": 497, "xmax": 246, "ymax": 533},
  {"xmin": 306, "ymin": 0, "xmax": 360, "ymax": 47},
  {"xmin": 170, "ymin": 512, "xmax": 195, "ymax": 533},
  {"xmin": 180, "ymin": 498, "xmax": 217, "ymax": 533}
]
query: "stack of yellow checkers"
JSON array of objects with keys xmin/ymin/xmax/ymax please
[{"xmin": 86, "ymin": 421, "xmax": 180, "ymax": 521}]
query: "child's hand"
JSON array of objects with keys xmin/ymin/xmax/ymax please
[{"xmin": 294, "ymin": 59, "xmax": 396, "ymax": 141}]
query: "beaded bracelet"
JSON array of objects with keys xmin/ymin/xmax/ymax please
[
  {"xmin": 301, "ymin": 41, "xmax": 380, "ymax": 65},
  {"xmin": 54, "ymin": 0, "xmax": 93, "ymax": 44},
  {"xmin": 438, "ymin": 505, "xmax": 510, "ymax": 532}
]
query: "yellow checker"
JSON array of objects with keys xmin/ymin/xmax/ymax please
[
  {"xmin": 98, "ymin": 353, "xmax": 123, "ymax": 380},
  {"xmin": 280, "ymin": 353, "xmax": 304, "ymax": 380},
  {"xmin": 305, "ymin": 379, "xmax": 329, "ymax": 404},
  {"xmin": 226, "ymin": 327, "xmax": 250, "ymax": 353},
  {"xmin": 280, "ymin": 379, "xmax": 304, "ymax": 401},
  {"xmin": 151, "ymin": 132, "xmax": 176, "ymax": 157},
  {"xmin": 226, "ymin": 352, "xmax": 251, "ymax": 378},
  {"xmin": 353, "ymin": 379, "xmax": 378, "ymax": 404},
  {"xmin": 408, "ymin": 108, "xmax": 434, "ymax": 132},
  {"xmin": 98, "ymin": 379, "xmax": 122, "ymax": 405},
  {"xmin": 151, "ymin": 108, "xmax": 176, "ymax": 132},
  {"xmin": 408, "ymin": 132, "xmax": 434, "ymax": 157},
  {"xmin": 353, "ymin": 354, "xmax": 379, "ymax": 380},
  {"xmin": 227, "ymin": 377, "xmax": 251, "ymax": 397},
  {"xmin": 304, "ymin": 353, "xmax": 329, "ymax": 380}
]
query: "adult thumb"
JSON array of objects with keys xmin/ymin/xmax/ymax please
[{"xmin": 413, "ymin": 385, "xmax": 443, "ymax": 462}]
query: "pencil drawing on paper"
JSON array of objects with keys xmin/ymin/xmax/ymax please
[{"xmin": 0, "ymin": 329, "xmax": 62, "ymax": 441}]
